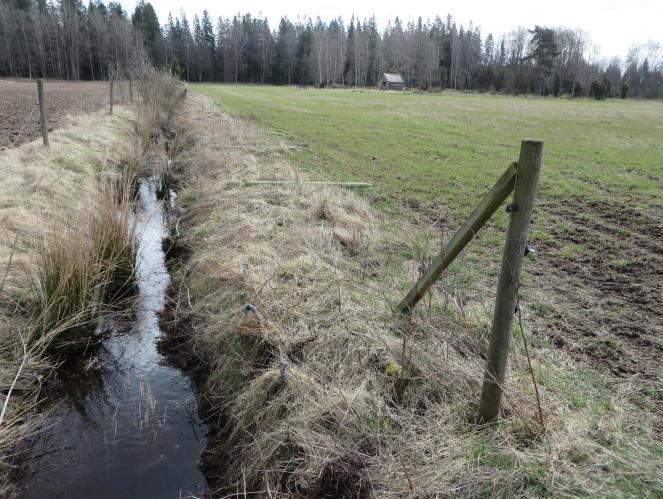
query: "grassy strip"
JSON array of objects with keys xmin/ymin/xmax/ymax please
[
  {"xmin": 170, "ymin": 94, "xmax": 661, "ymax": 496},
  {"xmin": 194, "ymin": 85, "xmax": 663, "ymax": 216}
]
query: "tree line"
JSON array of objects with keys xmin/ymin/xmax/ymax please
[{"xmin": 1, "ymin": 0, "xmax": 662, "ymax": 98}]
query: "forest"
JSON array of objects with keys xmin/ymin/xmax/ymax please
[{"xmin": 1, "ymin": 0, "xmax": 662, "ymax": 98}]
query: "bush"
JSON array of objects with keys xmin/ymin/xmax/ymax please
[
  {"xmin": 620, "ymin": 80, "xmax": 629, "ymax": 99},
  {"xmin": 589, "ymin": 80, "xmax": 607, "ymax": 100},
  {"xmin": 133, "ymin": 66, "xmax": 184, "ymax": 128}
]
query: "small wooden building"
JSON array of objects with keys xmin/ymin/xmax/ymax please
[{"xmin": 378, "ymin": 73, "xmax": 405, "ymax": 90}]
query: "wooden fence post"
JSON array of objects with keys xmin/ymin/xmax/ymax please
[
  {"xmin": 36, "ymin": 79, "xmax": 49, "ymax": 147},
  {"xmin": 129, "ymin": 78, "xmax": 133, "ymax": 103},
  {"xmin": 478, "ymin": 139, "xmax": 543, "ymax": 423},
  {"xmin": 398, "ymin": 162, "xmax": 518, "ymax": 313},
  {"xmin": 109, "ymin": 79, "xmax": 114, "ymax": 115}
]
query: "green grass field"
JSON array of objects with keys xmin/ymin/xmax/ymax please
[
  {"xmin": 195, "ymin": 85, "xmax": 662, "ymax": 219},
  {"xmin": 195, "ymin": 84, "xmax": 662, "ymax": 385}
]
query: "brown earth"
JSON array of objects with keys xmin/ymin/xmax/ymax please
[
  {"xmin": 530, "ymin": 198, "xmax": 662, "ymax": 391},
  {"xmin": 0, "ymin": 79, "xmax": 119, "ymax": 149}
]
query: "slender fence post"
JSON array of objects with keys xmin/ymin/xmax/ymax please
[
  {"xmin": 36, "ymin": 79, "xmax": 49, "ymax": 147},
  {"xmin": 478, "ymin": 139, "xmax": 543, "ymax": 423},
  {"xmin": 129, "ymin": 78, "xmax": 133, "ymax": 103},
  {"xmin": 109, "ymin": 79, "xmax": 114, "ymax": 115}
]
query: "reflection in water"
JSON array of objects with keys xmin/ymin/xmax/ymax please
[{"xmin": 17, "ymin": 181, "xmax": 207, "ymax": 499}]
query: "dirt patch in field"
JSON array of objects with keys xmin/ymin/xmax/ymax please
[
  {"xmin": 531, "ymin": 198, "xmax": 662, "ymax": 386},
  {"xmin": 0, "ymin": 79, "xmax": 117, "ymax": 149}
]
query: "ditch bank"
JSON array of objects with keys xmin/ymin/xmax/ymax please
[
  {"xmin": 162, "ymin": 93, "xmax": 662, "ymax": 497},
  {"xmin": 14, "ymin": 179, "xmax": 208, "ymax": 498},
  {"xmin": 1, "ymin": 73, "xmax": 215, "ymax": 498}
]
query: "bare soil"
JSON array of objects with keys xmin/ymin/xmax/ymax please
[
  {"xmin": 0, "ymin": 79, "xmax": 112, "ymax": 149},
  {"xmin": 532, "ymin": 199, "xmax": 662, "ymax": 387}
]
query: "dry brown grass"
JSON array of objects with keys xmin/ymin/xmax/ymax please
[
  {"xmin": 28, "ymin": 177, "xmax": 137, "ymax": 351},
  {"xmin": 171, "ymin": 94, "xmax": 662, "ymax": 497},
  {"xmin": 0, "ymin": 107, "xmax": 139, "ymax": 495}
]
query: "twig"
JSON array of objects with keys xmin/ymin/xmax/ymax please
[
  {"xmin": 397, "ymin": 450, "xmax": 414, "ymax": 490},
  {"xmin": 244, "ymin": 180, "xmax": 372, "ymax": 188},
  {"xmin": 0, "ymin": 328, "xmax": 29, "ymax": 426},
  {"xmin": 0, "ymin": 232, "xmax": 19, "ymax": 295},
  {"xmin": 505, "ymin": 259, "xmax": 546, "ymax": 435},
  {"xmin": 515, "ymin": 293, "xmax": 545, "ymax": 431}
]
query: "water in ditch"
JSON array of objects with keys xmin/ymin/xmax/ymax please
[{"xmin": 16, "ymin": 181, "xmax": 207, "ymax": 499}]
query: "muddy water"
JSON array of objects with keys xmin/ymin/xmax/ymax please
[{"xmin": 17, "ymin": 181, "xmax": 207, "ymax": 498}]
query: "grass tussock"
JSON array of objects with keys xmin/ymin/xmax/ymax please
[
  {"xmin": 171, "ymin": 94, "xmax": 661, "ymax": 497},
  {"xmin": 29, "ymin": 177, "xmax": 137, "ymax": 351}
]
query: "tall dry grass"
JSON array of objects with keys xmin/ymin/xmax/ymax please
[
  {"xmin": 29, "ymin": 177, "xmax": 137, "ymax": 351},
  {"xmin": 168, "ymin": 95, "xmax": 662, "ymax": 497}
]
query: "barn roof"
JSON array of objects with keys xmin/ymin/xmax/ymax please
[{"xmin": 382, "ymin": 73, "xmax": 404, "ymax": 83}]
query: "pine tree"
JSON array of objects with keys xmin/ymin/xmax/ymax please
[
  {"xmin": 131, "ymin": 1, "xmax": 162, "ymax": 67},
  {"xmin": 525, "ymin": 25, "xmax": 560, "ymax": 95},
  {"xmin": 344, "ymin": 17, "xmax": 355, "ymax": 85},
  {"xmin": 200, "ymin": 10, "xmax": 215, "ymax": 81}
]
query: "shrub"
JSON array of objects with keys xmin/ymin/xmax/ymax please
[
  {"xmin": 620, "ymin": 80, "xmax": 629, "ymax": 99},
  {"xmin": 589, "ymin": 80, "xmax": 607, "ymax": 100},
  {"xmin": 133, "ymin": 66, "xmax": 184, "ymax": 131}
]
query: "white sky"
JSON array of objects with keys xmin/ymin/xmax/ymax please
[{"xmin": 123, "ymin": 0, "xmax": 662, "ymax": 60}]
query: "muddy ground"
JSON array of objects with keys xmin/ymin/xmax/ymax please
[
  {"xmin": 531, "ymin": 199, "xmax": 662, "ymax": 391},
  {"xmin": 0, "ymin": 79, "xmax": 117, "ymax": 149}
]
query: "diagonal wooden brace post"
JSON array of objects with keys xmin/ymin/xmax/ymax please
[
  {"xmin": 478, "ymin": 139, "xmax": 543, "ymax": 423},
  {"xmin": 398, "ymin": 162, "xmax": 518, "ymax": 314}
]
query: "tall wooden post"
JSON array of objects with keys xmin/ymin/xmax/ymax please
[
  {"xmin": 478, "ymin": 139, "xmax": 543, "ymax": 423},
  {"xmin": 129, "ymin": 78, "xmax": 133, "ymax": 103},
  {"xmin": 109, "ymin": 79, "xmax": 114, "ymax": 115},
  {"xmin": 36, "ymin": 79, "xmax": 49, "ymax": 147}
]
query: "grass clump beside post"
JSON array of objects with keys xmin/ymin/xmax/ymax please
[{"xmin": 168, "ymin": 94, "xmax": 662, "ymax": 497}]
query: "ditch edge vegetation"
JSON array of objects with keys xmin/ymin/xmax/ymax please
[
  {"xmin": 1, "ymin": 85, "xmax": 661, "ymax": 498},
  {"xmin": 0, "ymin": 69, "xmax": 204, "ymax": 496},
  {"xmin": 158, "ymin": 94, "xmax": 661, "ymax": 497}
]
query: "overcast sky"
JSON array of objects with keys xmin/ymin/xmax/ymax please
[{"xmin": 120, "ymin": 0, "xmax": 662, "ymax": 60}]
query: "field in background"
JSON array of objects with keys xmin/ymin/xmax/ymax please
[
  {"xmin": 196, "ymin": 84, "xmax": 662, "ymax": 388},
  {"xmin": 0, "ymin": 80, "xmax": 119, "ymax": 150},
  {"xmin": 195, "ymin": 86, "xmax": 662, "ymax": 213}
]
